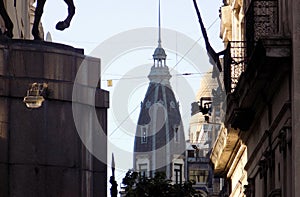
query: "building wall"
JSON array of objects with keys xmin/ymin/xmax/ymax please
[
  {"xmin": 228, "ymin": 145, "xmax": 247, "ymax": 197},
  {"xmin": 0, "ymin": 40, "xmax": 108, "ymax": 196},
  {"xmin": 188, "ymin": 69, "xmax": 222, "ymax": 195},
  {"xmin": 211, "ymin": 0, "xmax": 297, "ymax": 196},
  {"xmin": 133, "ymin": 50, "xmax": 186, "ymax": 181},
  {"xmin": 292, "ymin": 1, "xmax": 300, "ymax": 196},
  {"xmin": 243, "ymin": 75, "xmax": 291, "ymax": 196}
]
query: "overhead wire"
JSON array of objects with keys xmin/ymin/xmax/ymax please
[
  {"xmin": 104, "ymin": 17, "xmax": 219, "ymax": 84},
  {"xmin": 169, "ymin": 17, "xmax": 219, "ymax": 72},
  {"xmin": 108, "ymin": 16, "xmax": 219, "ymax": 138},
  {"xmin": 102, "ymin": 71, "xmax": 213, "ymax": 82}
]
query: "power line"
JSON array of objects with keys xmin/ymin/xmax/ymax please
[
  {"xmin": 169, "ymin": 17, "xmax": 219, "ymax": 72},
  {"xmin": 109, "ymin": 104, "xmax": 140, "ymax": 137},
  {"xmin": 102, "ymin": 71, "xmax": 213, "ymax": 81},
  {"xmin": 103, "ymin": 17, "xmax": 219, "ymax": 84},
  {"xmin": 108, "ymin": 17, "xmax": 219, "ymax": 138}
]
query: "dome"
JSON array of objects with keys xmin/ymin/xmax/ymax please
[
  {"xmin": 195, "ymin": 69, "xmax": 218, "ymax": 100},
  {"xmin": 153, "ymin": 46, "xmax": 166, "ymax": 60}
]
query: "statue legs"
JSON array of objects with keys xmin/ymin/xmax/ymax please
[
  {"xmin": 1, "ymin": 0, "xmax": 75, "ymax": 40},
  {"xmin": 32, "ymin": 0, "xmax": 46, "ymax": 40},
  {"xmin": 55, "ymin": 0, "xmax": 75, "ymax": 31},
  {"xmin": 0, "ymin": 0, "xmax": 13, "ymax": 38}
]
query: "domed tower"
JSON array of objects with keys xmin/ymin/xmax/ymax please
[{"xmin": 133, "ymin": 0, "xmax": 185, "ymax": 182}]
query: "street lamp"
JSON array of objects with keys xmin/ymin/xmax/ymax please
[
  {"xmin": 191, "ymin": 97, "xmax": 212, "ymax": 116},
  {"xmin": 192, "ymin": 144, "xmax": 199, "ymax": 150}
]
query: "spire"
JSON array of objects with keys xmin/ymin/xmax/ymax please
[
  {"xmin": 158, "ymin": 0, "xmax": 162, "ymax": 48},
  {"xmin": 149, "ymin": 0, "xmax": 170, "ymax": 84},
  {"xmin": 152, "ymin": 0, "xmax": 167, "ymax": 63},
  {"xmin": 111, "ymin": 153, "xmax": 115, "ymax": 177}
]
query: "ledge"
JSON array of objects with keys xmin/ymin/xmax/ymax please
[
  {"xmin": 0, "ymin": 39, "xmax": 109, "ymax": 108},
  {"xmin": 0, "ymin": 38, "xmax": 84, "ymax": 55},
  {"xmin": 210, "ymin": 126, "xmax": 241, "ymax": 176}
]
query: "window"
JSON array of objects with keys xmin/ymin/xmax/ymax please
[
  {"xmin": 188, "ymin": 150, "xmax": 195, "ymax": 158},
  {"xmin": 189, "ymin": 169, "xmax": 209, "ymax": 183},
  {"xmin": 174, "ymin": 163, "xmax": 182, "ymax": 184},
  {"xmin": 141, "ymin": 126, "xmax": 148, "ymax": 144},
  {"xmin": 174, "ymin": 125, "xmax": 179, "ymax": 143},
  {"xmin": 139, "ymin": 163, "xmax": 148, "ymax": 177}
]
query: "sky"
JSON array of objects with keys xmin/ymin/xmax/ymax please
[
  {"xmin": 41, "ymin": 0, "xmax": 224, "ymax": 195},
  {"xmin": 41, "ymin": 0, "xmax": 223, "ymax": 54}
]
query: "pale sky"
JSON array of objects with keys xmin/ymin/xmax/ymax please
[
  {"xmin": 41, "ymin": 0, "xmax": 223, "ymax": 54},
  {"xmin": 41, "ymin": 0, "xmax": 224, "ymax": 195}
]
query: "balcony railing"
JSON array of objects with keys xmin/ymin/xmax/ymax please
[
  {"xmin": 223, "ymin": 0, "xmax": 279, "ymax": 93},
  {"xmin": 246, "ymin": 0, "xmax": 279, "ymax": 56},
  {"xmin": 223, "ymin": 41, "xmax": 247, "ymax": 93}
]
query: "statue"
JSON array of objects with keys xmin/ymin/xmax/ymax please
[
  {"xmin": 0, "ymin": 0, "xmax": 75, "ymax": 40},
  {"xmin": 0, "ymin": 0, "xmax": 13, "ymax": 38},
  {"xmin": 193, "ymin": 0, "xmax": 224, "ymax": 72},
  {"xmin": 110, "ymin": 153, "xmax": 118, "ymax": 197}
]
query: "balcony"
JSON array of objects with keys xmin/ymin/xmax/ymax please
[
  {"xmin": 223, "ymin": 41, "xmax": 247, "ymax": 93},
  {"xmin": 223, "ymin": 0, "xmax": 280, "ymax": 94},
  {"xmin": 245, "ymin": 0, "xmax": 279, "ymax": 56}
]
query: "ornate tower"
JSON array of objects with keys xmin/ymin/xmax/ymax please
[{"xmin": 133, "ymin": 0, "xmax": 185, "ymax": 182}]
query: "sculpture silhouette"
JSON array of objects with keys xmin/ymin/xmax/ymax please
[
  {"xmin": 0, "ymin": 0, "xmax": 75, "ymax": 40},
  {"xmin": 0, "ymin": 0, "xmax": 13, "ymax": 38},
  {"xmin": 193, "ymin": 0, "xmax": 224, "ymax": 72}
]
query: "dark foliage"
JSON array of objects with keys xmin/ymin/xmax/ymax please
[{"xmin": 122, "ymin": 170, "xmax": 196, "ymax": 197}]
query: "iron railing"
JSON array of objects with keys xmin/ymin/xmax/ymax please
[
  {"xmin": 245, "ymin": 0, "xmax": 279, "ymax": 56},
  {"xmin": 224, "ymin": 41, "xmax": 247, "ymax": 93},
  {"xmin": 224, "ymin": 0, "xmax": 279, "ymax": 93}
]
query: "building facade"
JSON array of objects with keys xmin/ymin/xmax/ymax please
[
  {"xmin": 133, "ymin": 0, "xmax": 186, "ymax": 183},
  {"xmin": 133, "ymin": 40, "xmax": 186, "ymax": 183},
  {"xmin": 210, "ymin": 0, "xmax": 299, "ymax": 196},
  {"xmin": 187, "ymin": 71, "xmax": 223, "ymax": 196}
]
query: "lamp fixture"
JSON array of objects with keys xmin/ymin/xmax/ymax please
[
  {"xmin": 192, "ymin": 144, "xmax": 199, "ymax": 150},
  {"xmin": 23, "ymin": 83, "xmax": 48, "ymax": 109},
  {"xmin": 191, "ymin": 97, "xmax": 212, "ymax": 116}
]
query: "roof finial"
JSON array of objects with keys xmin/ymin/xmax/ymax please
[
  {"xmin": 158, "ymin": 0, "xmax": 162, "ymax": 48},
  {"xmin": 111, "ymin": 153, "xmax": 115, "ymax": 177},
  {"xmin": 152, "ymin": 0, "xmax": 167, "ymax": 62}
]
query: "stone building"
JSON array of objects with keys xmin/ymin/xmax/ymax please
[
  {"xmin": 0, "ymin": 40, "xmax": 109, "ymax": 196},
  {"xmin": 133, "ymin": 34, "xmax": 186, "ymax": 183},
  {"xmin": 133, "ymin": 1, "xmax": 185, "ymax": 182},
  {"xmin": 187, "ymin": 71, "xmax": 223, "ymax": 196},
  {"xmin": 210, "ymin": 0, "xmax": 299, "ymax": 196}
]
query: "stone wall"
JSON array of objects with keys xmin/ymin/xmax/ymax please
[{"xmin": 0, "ymin": 39, "xmax": 109, "ymax": 197}]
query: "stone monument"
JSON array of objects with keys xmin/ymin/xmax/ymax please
[{"xmin": 0, "ymin": 2, "xmax": 109, "ymax": 197}]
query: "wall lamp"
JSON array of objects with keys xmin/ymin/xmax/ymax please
[
  {"xmin": 23, "ymin": 83, "xmax": 48, "ymax": 109},
  {"xmin": 191, "ymin": 97, "xmax": 212, "ymax": 116},
  {"xmin": 192, "ymin": 144, "xmax": 199, "ymax": 151}
]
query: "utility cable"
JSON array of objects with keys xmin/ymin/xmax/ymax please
[{"xmin": 108, "ymin": 17, "xmax": 219, "ymax": 138}]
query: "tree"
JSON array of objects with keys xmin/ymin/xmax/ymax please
[{"xmin": 121, "ymin": 170, "xmax": 196, "ymax": 197}]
